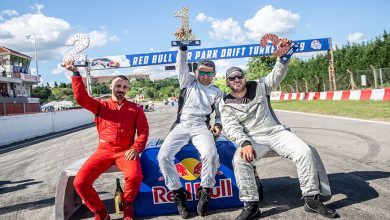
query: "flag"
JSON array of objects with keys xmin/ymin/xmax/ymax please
[{"xmin": 25, "ymin": 34, "xmax": 35, "ymax": 43}]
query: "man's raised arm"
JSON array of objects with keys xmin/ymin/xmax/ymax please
[
  {"xmin": 176, "ymin": 46, "xmax": 196, "ymax": 89},
  {"xmin": 64, "ymin": 61, "xmax": 100, "ymax": 115}
]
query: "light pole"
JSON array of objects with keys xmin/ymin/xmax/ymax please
[{"xmin": 26, "ymin": 34, "xmax": 39, "ymax": 76}]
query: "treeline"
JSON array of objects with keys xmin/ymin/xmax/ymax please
[
  {"xmin": 245, "ymin": 30, "xmax": 390, "ymax": 92},
  {"xmin": 32, "ymin": 78, "xmax": 181, "ymax": 104}
]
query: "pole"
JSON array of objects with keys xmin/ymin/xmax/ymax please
[
  {"xmin": 33, "ymin": 34, "xmax": 39, "ymax": 76},
  {"xmin": 85, "ymin": 64, "xmax": 92, "ymax": 95},
  {"xmin": 328, "ymin": 38, "xmax": 336, "ymax": 91},
  {"xmin": 370, "ymin": 65, "xmax": 378, "ymax": 89}
]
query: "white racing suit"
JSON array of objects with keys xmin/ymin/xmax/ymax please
[
  {"xmin": 157, "ymin": 49, "xmax": 223, "ymax": 191},
  {"xmin": 220, "ymin": 58, "xmax": 331, "ymax": 202}
]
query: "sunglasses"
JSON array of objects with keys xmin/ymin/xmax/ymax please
[
  {"xmin": 228, "ymin": 75, "xmax": 245, "ymax": 81},
  {"xmin": 198, "ymin": 71, "xmax": 214, "ymax": 77}
]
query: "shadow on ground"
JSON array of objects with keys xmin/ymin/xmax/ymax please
[{"xmin": 70, "ymin": 170, "xmax": 389, "ymax": 219}]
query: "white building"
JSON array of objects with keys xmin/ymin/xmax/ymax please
[{"xmin": 0, "ymin": 45, "xmax": 40, "ymax": 115}]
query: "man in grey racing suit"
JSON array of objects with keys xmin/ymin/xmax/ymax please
[
  {"xmin": 157, "ymin": 46, "xmax": 223, "ymax": 218},
  {"xmin": 220, "ymin": 39, "xmax": 338, "ymax": 220}
]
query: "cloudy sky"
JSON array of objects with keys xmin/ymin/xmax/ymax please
[{"xmin": 1, "ymin": 0, "xmax": 389, "ymax": 84}]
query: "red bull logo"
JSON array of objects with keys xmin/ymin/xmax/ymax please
[
  {"xmin": 159, "ymin": 158, "xmax": 223, "ymax": 181},
  {"xmin": 152, "ymin": 179, "xmax": 233, "ymax": 204}
]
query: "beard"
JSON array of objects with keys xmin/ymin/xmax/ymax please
[
  {"xmin": 114, "ymin": 92, "xmax": 125, "ymax": 100},
  {"xmin": 230, "ymin": 83, "xmax": 246, "ymax": 93}
]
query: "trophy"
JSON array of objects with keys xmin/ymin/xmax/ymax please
[
  {"xmin": 171, "ymin": 7, "xmax": 201, "ymax": 47},
  {"xmin": 62, "ymin": 34, "xmax": 90, "ymax": 67},
  {"xmin": 260, "ymin": 33, "xmax": 299, "ymax": 63}
]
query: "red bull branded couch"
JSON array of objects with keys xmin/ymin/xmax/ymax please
[{"xmin": 133, "ymin": 137, "xmax": 242, "ymax": 217}]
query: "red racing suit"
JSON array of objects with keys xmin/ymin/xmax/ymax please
[{"xmin": 71, "ymin": 76, "xmax": 149, "ymax": 213}]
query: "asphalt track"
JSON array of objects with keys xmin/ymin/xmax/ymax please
[{"xmin": 0, "ymin": 103, "xmax": 389, "ymax": 220}]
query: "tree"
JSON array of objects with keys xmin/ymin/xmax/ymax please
[
  {"xmin": 92, "ymin": 83, "xmax": 110, "ymax": 96},
  {"xmin": 31, "ymin": 86, "xmax": 52, "ymax": 103}
]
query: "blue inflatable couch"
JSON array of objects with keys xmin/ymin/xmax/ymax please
[{"xmin": 133, "ymin": 138, "xmax": 243, "ymax": 217}]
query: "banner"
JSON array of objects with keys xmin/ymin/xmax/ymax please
[{"xmin": 90, "ymin": 38, "xmax": 330, "ymax": 70}]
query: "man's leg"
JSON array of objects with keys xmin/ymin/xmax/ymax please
[
  {"xmin": 191, "ymin": 127, "xmax": 218, "ymax": 216},
  {"xmin": 157, "ymin": 124, "xmax": 191, "ymax": 218},
  {"xmin": 73, "ymin": 149, "xmax": 114, "ymax": 219},
  {"xmin": 269, "ymin": 130, "xmax": 338, "ymax": 218},
  {"xmin": 157, "ymin": 123, "xmax": 190, "ymax": 190},
  {"xmin": 232, "ymin": 139, "xmax": 269, "ymax": 220},
  {"xmin": 115, "ymin": 154, "xmax": 143, "ymax": 220},
  {"xmin": 269, "ymin": 130, "xmax": 320, "ymax": 196}
]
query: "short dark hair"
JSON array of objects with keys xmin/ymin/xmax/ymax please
[
  {"xmin": 113, "ymin": 75, "xmax": 129, "ymax": 81},
  {"xmin": 197, "ymin": 60, "xmax": 216, "ymax": 71}
]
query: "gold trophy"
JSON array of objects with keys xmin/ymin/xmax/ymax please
[{"xmin": 171, "ymin": 7, "xmax": 201, "ymax": 47}]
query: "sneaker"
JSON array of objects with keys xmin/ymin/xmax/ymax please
[
  {"xmin": 197, "ymin": 187, "xmax": 211, "ymax": 216},
  {"xmin": 304, "ymin": 194, "xmax": 339, "ymax": 218},
  {"xmin": 173, "ymin": 188, "xmax": 189, "ymax": 219},
  {"xmin": 123, "ymin": 201, "xmax": 134, "ymax": 220},
  {"xmin": 235, "ymin": 201, "xmax": 261, "ymax": 220},
  {"xmin": 94, "ymin": 209, "xmax": 110, "ymax": 220}
]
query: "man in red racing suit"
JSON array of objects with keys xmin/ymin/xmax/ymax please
[{"xmin": 64, "ymin": 61, "xmax": 149, "ymax": 220}]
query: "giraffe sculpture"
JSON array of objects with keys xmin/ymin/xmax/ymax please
[{"xmin": 174, "ymin": 7, "xmax": 196, "ymax": 41}]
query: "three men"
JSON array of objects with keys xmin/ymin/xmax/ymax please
[
  {"xmin": 64, "ymin": 61, "xmax": 149, "ymax": 220},
  {"xmin": 220, "ymin": 39, "xmax": 338, "ymax": 219},
  {"xmin": 63, "ymin": 38, "xmax": 337, "ymax": 220},
  {"xmin": 157, "ymin": 46, "xmax": 223, "ymax": 218}
]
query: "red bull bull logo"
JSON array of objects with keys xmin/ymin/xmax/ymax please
[
  {"xmin": 159, "ymin": 158, "xmax": 223, "ymax": 181},
  {"xmin": 152, "ymin": 179, "xmax": 233, "ymax": 204}
]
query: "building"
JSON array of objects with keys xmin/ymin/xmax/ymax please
[
  {"xmin": 82, "ymin": 74, "xmax": 150, "ymax": 85},
  {"xmin": 0, "ymin": 45, "xmax": 41, "ymax": 115}
]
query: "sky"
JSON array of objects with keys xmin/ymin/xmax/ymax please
[{"xmin": 0, "ymin": 0, "xmax": 389, "ymax": 84}]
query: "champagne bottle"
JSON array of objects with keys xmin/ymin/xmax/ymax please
[
  {"xmin": 114, "ymin": 178, "xmax": 124, "ymax": 214},
  {"xmin": 253, "ymin": 165, "xmax": 264, "ymax": 201}
]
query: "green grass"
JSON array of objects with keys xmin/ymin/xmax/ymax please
[{"xmin": 271, "ymin": 100, "xmax": 390, "ymax": 122}]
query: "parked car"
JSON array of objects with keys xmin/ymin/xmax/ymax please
[{"xmin": 91, "ymin": 58, "xmax": 120, "ymax": 68}]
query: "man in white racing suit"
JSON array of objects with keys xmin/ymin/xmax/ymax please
[
  {"xmin": 157, "ymin": 45, "xmax": 223, "ymax": 218},
  {"xmin": 220, "ymin": 39, "xmax": 338, "ymax": 220}
]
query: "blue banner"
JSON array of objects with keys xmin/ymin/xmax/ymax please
[{"xmin": 90, "ymin": 38, "xmax": 330, "ymax": 70}]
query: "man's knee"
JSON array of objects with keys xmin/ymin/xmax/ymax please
[
  {"xmin": 74, "ymin": 175, "xmax": 90, "ymax": 192},
  {"xmin": 157, "ymin": 150, "xmax": 170, "ymax": 165},
  {"xmin": 294, "ymin": 144, "xmax": 314, "ymax": 160},
  {"xmin": 124, "ymin": 172, "xmax": 143, "ymax": 184},
  {"xmin": 232, "ymin": 151, "xmax": 247, "ymax": 167}
]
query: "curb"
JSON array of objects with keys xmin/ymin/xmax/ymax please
[{"xmin": 271, "ymin": 88, "xmax": 390, "ymax": 101}]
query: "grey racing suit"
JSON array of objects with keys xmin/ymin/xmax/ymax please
[
  {"xmin": 157, "ymin": 49, "xmax": 223, "ymax": 191},
  {"xmin": 220, "ymin": 58, "xmax": 331, "ymax": 201}
]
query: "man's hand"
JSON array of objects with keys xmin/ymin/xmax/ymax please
[
  {"xmin": 210, "ymin": 125, "xmax": 221, "ymax": 138},
  {"xmin": 240, "ymin": 145, "xmax": 257, "ymax": 162},
  {"xmin": 63, "ymin": 60, "xmax": 79, "ymax": 73},
  {"xmin": 124, "ymin": 148, "xmax": 139, "ymax": 160}
]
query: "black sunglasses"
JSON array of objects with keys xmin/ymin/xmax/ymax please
[{"xmin": 228, "ymin": 75, "xmax": 245, "ymax": 81}]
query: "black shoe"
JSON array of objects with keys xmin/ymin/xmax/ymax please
[
  {"xmin": 304, "ymin": 194, "xmax": 339, "ymax": 218},
  {"xmin": 235, "ymin": 201, "xmax": 261, "ymax": 220},
  {"xmin": 197, "ymin": 187, "xmax": 211, "ymax": 216},
  {"xmin": 173, "ymin": 188, "xmax": 189, "ymax": 219}
]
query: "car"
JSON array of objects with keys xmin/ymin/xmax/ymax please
[
  {"xmin": 108, "ymin": 60, "xmax": 120, "ymax": 68},
  {"xmin": 91, "ymin": 58, "xmax": 120, "ymax": 68}
]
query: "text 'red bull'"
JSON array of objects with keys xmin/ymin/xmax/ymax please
[{"xmin": 152, "ymin": 178, "xmax": 233, "ymax": 204}]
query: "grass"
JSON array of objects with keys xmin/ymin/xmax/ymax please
[{"xmin": 271, "ymin": 100, "xmax": 390, "ymax": 122}]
